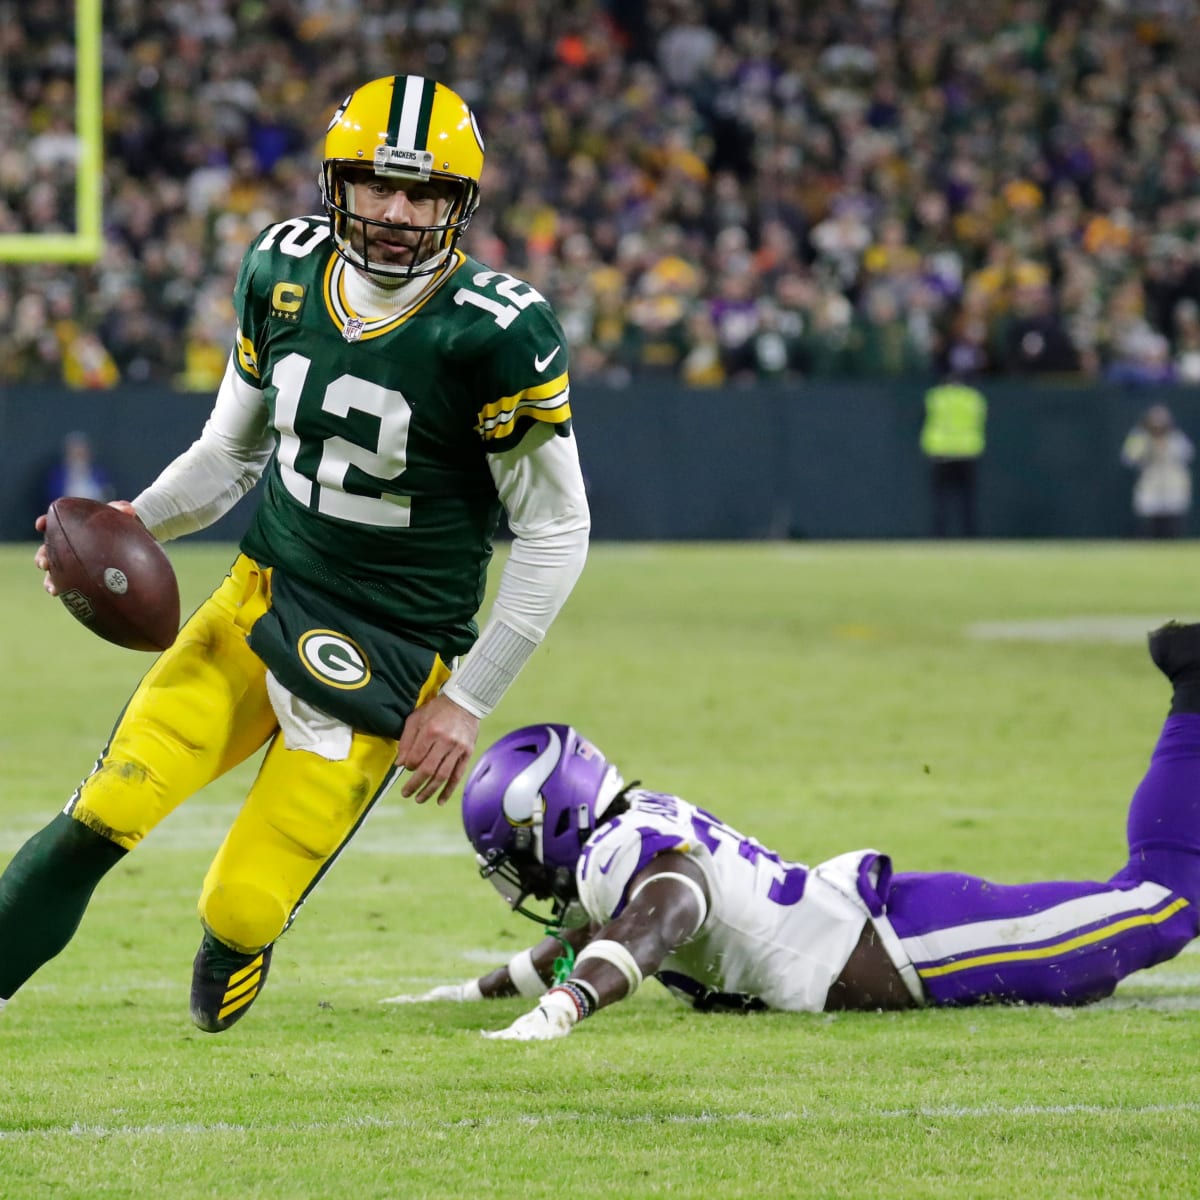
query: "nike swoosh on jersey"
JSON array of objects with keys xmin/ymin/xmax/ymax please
[
  {"xmin": 533, "ymin": 346, "xmax": 561, "ymax": 372},
  {"xmin": 598, "ymin": 848, "xmax": 620, "ymax": 875}
]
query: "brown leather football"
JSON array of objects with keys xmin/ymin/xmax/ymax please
[{"xmin": 43, "ymin": 497, "xmax": 180, "ymax": 652}]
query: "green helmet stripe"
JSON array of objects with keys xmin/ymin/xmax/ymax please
[
  {"xmin": 385, "ymin": 77, "xmax": 406, "ymax": 145},
  {"xmin": 414, "ymin": 77, "xmax": 435, "ymax": 150}
]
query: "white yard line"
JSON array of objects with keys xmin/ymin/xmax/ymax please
[
  {"xmin": 4, "ymin": 1104, "xmax": 1200, "ymax": 1141},
  {"xmin": 965, "ymin": 616, "xmax": 1189, "ymax": 644}
]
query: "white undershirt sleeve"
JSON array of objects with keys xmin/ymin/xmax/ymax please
[
  {"xmin": 441, "ymin": 424, "xmax": 589, "ymax": 717},
  {"xmin": 132, "ymin": 353, "xmax": 275, "ymax": 542}
]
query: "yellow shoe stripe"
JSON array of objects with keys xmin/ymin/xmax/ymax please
[
  {"xmin": 228, "ymin": 955, "xmax": 264, "ymax": 987},
  {"xmin": 217, "ymin": 988, "xmax": 259, "ymax": 1021},
  {"xmin": 221, "ymin": 971, "xmax": 262, "ymax": 1006}
]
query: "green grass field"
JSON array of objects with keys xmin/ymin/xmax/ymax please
[{"xmin": 2, "ymin": 539, "xmax": 1199, "ymax": 1199}]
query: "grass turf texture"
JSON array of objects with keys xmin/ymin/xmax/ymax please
[{"xmin": 1, "ymin": 539, "xmax": 1199, "ymax": 1199}]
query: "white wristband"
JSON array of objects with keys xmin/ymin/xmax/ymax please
[
  {"xmin": 506, "ymin": 948, "xmax": 545, "ymax": 998},
  {"xmin": 540, "ymin": 987, "xmax": 581, "ymax": 1028},
  {"xmin": 442, "ymin": 617, "xmax": 539, "ymax": 718},
  {"xmin": 575, "ymin": 939, "xmax": 643, "ymax": 996}
]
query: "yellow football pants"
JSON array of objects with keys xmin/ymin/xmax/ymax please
[{"xmin": 67, "ymin": 555, "xmax": 408, "ymax": 954}]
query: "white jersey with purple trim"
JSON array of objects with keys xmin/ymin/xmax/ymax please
[{"xmin": 575, "ymin": 790, "xmax": 876, "ymax": 1013}]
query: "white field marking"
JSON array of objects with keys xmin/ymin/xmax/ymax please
[
  {"xmin": 12, "ymin": 974, "xmax": 455, "ymax": 996},
  {"xmin": 877, "ymin": 1103, "xmax": 1200, "ymax": 1118},
  {"xmin": 1093, "ymin": 995, "xmax": 1200, "ymax": 1011},
  {"xmin": 1114, "ymin": 971, "xmax": 1200, "ymax": 989},
  {"xmin": 5, "ymin": 1104, "xmax": 1200, "ymax": 1141},
  {"xmin": 460, "ymin": 947, "xmax": 513, "ymax": 963},
  {"xmin": 0, "ymin": 803, "xmax": 468, "ymax": 856},
  {"xmin": 17, "ymin": 967, "xmax": 1200, "ymax": 1001},
  {"xmin": 966, "ymin": 616, "xmax": 1193, "ymax": 644}
]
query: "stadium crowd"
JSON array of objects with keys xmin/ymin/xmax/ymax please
[{"xmin": 4, "ymin": 0, "xmax": 1200, "ymax": 391}]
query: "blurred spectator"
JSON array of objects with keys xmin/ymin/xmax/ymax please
[
  {"xmin": 1120, "ymin": 404, "xmax": 1194, "ymax": 539},
  {"xmin": 7, "ymin": 1, "xmax": 1200, "ymax": 388},
  {"xmin": 680, "ymin": 306, "xmax": 725, "ymax": 387},
  {"xmin": 1174, "ymin": 302, "xmax": 1200, "ymax": 385},
  {"xmin": 999, "ymin": 277, "xmax": 1080, "ymax": 376},
  {"xmin": 46, "ymin": 431, "xmax": 114, "ymax": 507}
]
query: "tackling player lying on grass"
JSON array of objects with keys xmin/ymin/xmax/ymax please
[{"xmin": 384, "ymin": 621, "xmax": 1200, "ymax": 1040}]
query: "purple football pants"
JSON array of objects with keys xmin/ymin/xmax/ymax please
[{"xmin": 883, "ymin": 714, "xmax": 1200, "ymax": 1006}]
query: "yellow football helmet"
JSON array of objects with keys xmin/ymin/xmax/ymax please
[{"xmin": 320, "ymin": 75, "xmax": 485, "ymax": 279}]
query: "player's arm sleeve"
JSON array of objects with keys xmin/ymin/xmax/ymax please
[
  {"xmin": 131, "ymin": 352, "xmax": 275, "ymax": 541},
  {"xmin": 441, "ymin": 423, "xmax": 590, "ymax": 717}
]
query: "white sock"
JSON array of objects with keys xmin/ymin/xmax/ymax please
[{"xmin": 0, "ymin": 997, "xmax": 7, "ymax": 1015}]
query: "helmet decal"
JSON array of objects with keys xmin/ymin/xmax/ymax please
[
  {"xmin": 468, "ymin": 111, "xmax": 485, "ymax": 155},
  {"xmin": 326, "ymin": 93, "xmax": 352, "ymax": 134},
  {"xmin": 500, "ymin": 726, "xmax": 561, "ymax": 827}
]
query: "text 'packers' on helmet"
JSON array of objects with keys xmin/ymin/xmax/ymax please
[
  {"xmin": 462, "ymin": 724, "xmax": 626, "ymax": 926},
  {"xmin": 320, "ymin": 75, "xmax": 484, "ymax": 279}
]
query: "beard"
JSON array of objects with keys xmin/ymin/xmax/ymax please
[{"xmin": 351, "ymin": 221, "xmax": 443, "ymax": 279}]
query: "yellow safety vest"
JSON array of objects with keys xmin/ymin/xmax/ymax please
[{"xmin": 920, "ymin": 383, "xmax": 987, "ymax": 459}]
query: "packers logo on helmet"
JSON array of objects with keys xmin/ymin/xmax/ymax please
[{"xmin": 320, "ymin": 75, "xmax": 484, "ymax": 280}]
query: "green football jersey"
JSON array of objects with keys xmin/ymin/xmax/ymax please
[{"xmin": 230, "ymin": 213, "xmax": 572, "ymax": 660}]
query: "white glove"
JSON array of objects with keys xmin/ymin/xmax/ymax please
[
  {"xmin": 481, "ymin": 989, "xmax": 579, "ymax": 1041},
  {"xmin": 380, "ymin": 979, "xmax": 484, "ymax": 1005}
]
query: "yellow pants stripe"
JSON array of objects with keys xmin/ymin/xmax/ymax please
[{"xmin": 917, "ymin": 897, "xmax": 1191, "ymax": 978}]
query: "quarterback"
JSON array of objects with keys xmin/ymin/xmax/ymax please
[
  {"xmin": 0, "ymin": 75, "xmax": 589, "ymax": 1033},
  {"xmin": 387, "ymin": 623, "xmax": 1200, "ymax": 1038}
]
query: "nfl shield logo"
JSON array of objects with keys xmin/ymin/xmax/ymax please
[{"xmin": 342, "ymin": 317, "xmax": 365, "ymax": 343}]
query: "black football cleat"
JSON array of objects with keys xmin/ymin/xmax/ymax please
[
  {"xmin": 1149, "ymin": 622, "xmax": 1200, "ymax": 682},
  {"xmin": 1149, "ymin": 622, "xmax": 1200, "ymax": 715},
  {"xmin": 190, "ymin": 932, "xmax": 273, "ymax": 1033}
]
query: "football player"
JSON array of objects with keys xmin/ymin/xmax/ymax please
[
  {"xmin": 385, "ymin": 622, "xmax": 1200, "ymax": 1039},
  {"xmin": 0, "ymin": 76, "xmax": 589, "ymax": 1033}
]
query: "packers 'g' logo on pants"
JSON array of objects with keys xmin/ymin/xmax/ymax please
[{"xmin": 297, "ymin": 629, "xmax": 371, "ymax": 690}]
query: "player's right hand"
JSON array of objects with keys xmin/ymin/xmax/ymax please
[
  {"xmin": 481, "ymin": 991, "xmax": 578, "ymax": 1041},
  {"xmin": 34, "ymin": 501, "xmax": 140, "ymax": 594}
]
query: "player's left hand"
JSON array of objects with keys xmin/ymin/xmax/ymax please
[
  {"xmin": 380, "ymin": 980, "xmax": 484, "ymax": 1004},
  {"xmin": 481, "ymin": 993, "xmax": 577, "ymax": 1042},
  {"xmin": 396, "ymin": 694, "xmax": 480, "ymax": 806}
]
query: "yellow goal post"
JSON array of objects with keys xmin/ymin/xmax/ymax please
[{"xmin": 0, "ymin": 0, "xmax": 102, "ymax": 263}]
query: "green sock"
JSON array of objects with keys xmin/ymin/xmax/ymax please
[{"xmin": 0, "ymin": 812, "xmax": 126, "ymax": 998}]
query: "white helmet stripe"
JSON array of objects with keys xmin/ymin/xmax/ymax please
[
  {"xmin": 500, "ymin": 727, "xmax": 562, "ymax": 833},
  {"xmin": 396, "ymin": 75, "xmax": 427, "ymax": 149}
]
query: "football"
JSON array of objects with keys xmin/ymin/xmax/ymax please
[{"xmin": 43, "ymin": 497, "xmax": 180, "ymax": 652}]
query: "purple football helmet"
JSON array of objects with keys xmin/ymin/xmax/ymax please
[{"xmin": 462, "ymin": 723, "xmax": 625, "ymax": 925}]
